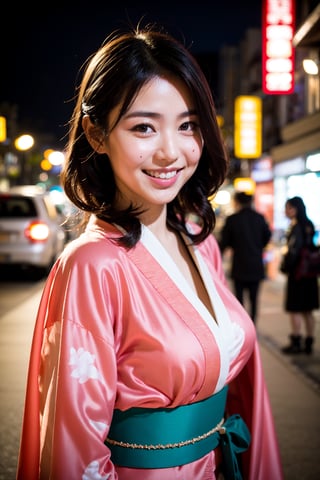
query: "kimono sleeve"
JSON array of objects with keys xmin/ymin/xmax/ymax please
[
  {"xmin": 227, "ymin": 342, "xmax": 284, "ymax": 480},
  {"xmin": 17, "ymin": 256, "xmax": 119, "ymax": 480}
]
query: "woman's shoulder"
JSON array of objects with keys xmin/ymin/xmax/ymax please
[
  {"xmin": 294, "ymin": 219, "xmax": 315, "ymax": 240},
  {"xmin": 305, "ymin": 219, "xmax": 315, "ymax": 234},
  {"xmin": 58, "ymin": 218, "xmax": 126, "ymax": 268}
]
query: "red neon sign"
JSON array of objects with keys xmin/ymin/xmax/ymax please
[{"xmin": 262, "ymin": 0, "xmax": 295, "ymax": 94}]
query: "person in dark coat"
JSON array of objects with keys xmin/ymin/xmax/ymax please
[
  {"xmin": 280, "ymin": 196, "xmax": 319, "ymax": 355},
  {"xmin": 219, "ymin": 191, "xmax": 272, "ymax": 323}
]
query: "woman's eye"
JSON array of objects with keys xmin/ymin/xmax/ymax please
[
  {"xmin": 180, "ymin": 121, "xmax": 199, "ymax": 132},
  {"xmin": 131, "ymin": 123, "xmax": 154, "ymax": 134}
]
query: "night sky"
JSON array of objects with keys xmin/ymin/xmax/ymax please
[{"xmin": 1, "ymin": 1, "xmax": 262, "ymax": 147}]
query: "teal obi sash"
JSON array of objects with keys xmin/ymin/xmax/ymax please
[{"xmin": 105, "ymin": 385, "xmax": 251, "ymax": 479}]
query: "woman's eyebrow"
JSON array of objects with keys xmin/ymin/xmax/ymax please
[
  {"xmin": 123, "ymin": 109, "xmax": 198, "ymax": 119},
  {"xmin": 124, "ymin": 111, "xmax": 161, "ymax": 119}
]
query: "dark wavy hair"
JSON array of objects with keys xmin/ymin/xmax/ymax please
[{"xmin": 61, "ymin": 25, "xmax": 229, "ymax": 247}]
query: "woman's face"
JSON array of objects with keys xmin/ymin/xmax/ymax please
[
  {"xmin": 285, "ymin": 202, "xmax": 297, "ymax": 219},
  {"xmin": 101, "ymin": 76, "xmax": 203, "ymax": 216}
]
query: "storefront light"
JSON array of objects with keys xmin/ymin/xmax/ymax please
[
  {"xmin": 234, "ymin": 177, "xmax": 256, "ymax": 194},
  {"xmin": 274, "ymin": 157, "xmax": 305, "ymax": 176},
  {"xmin": 214, "ymin": 190, "xmax": 231, "ymax": 205},
  {"xmin": 306, "ymin": 152, "xmax": 320, "ymax": 171},
  {"xmin": 302, "ymin": 59, "xmax": 319, "ymax": 75}
]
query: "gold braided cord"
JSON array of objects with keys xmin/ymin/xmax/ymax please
[{"xmin": 106, "ymin": 417, "xmax": 225, "ymax": 450}]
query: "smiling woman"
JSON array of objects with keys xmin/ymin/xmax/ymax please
[
  {"xmin": 17, "ymin": 25, "xmax": 283, "ymax": 480},
  {"xmin": 82, "ymin": 75, "xmax": 203, "ymax": 217},
  {"xmin": 63, "ymin": 27, "xmax": 228, "ymax": 248}
]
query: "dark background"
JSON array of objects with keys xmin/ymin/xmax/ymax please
[{"xmin": 1, "ymin": 1, "xmax": 262, "ymax": 145}]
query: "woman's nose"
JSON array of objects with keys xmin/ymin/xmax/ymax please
[{"xmin": 155, "ymin": 132, "xmax": 179, "ymax": 163}]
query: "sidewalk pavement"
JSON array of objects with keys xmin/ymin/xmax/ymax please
[
  {"xmin": 257, "ymin": 273, "xmax": 320, "ymax": 391},
  {"xmin": 254, "ymin": 273, "xmax": 320, "ymax": 480}
]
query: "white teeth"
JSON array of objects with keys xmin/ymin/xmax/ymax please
[{"xmin": 146, "ymin": 170, "xmax": 177, "ymax": 179}]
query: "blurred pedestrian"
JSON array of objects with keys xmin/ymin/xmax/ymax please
[
  {"xmin": 280, "ymin": 196, "xmax": 319, "ymax": 355},
  {"xmin": 17, "ymin": 26, "xmax": 283, "ymax": 480},
  {"xmin": 219, "ymin": 191, "xmax": 272, "ymax": 323}
]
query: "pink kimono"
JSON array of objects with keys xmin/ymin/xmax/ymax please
[{"xmin": 17, "ymin": 216, "xmax": 283, "ymax": 479}]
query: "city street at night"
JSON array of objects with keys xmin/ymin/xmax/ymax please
[{"xmin": 1, "ymin": 3, "xmax": 320, "ymax": 479}]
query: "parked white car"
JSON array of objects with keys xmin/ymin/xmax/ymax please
[{"xmin": 0, "ymin": 185, "xmax": 66, "ymax": 275}]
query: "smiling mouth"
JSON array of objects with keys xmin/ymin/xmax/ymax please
[{"xmin": 144, "ymin": 169, "xmax": 180, "ymax": 179}]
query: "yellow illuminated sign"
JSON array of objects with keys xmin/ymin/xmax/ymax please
[
  {"xmin": 0, "ymin": 116, "xmax": 6, "ymax": 142},
  {"xmin": 234, "ymin": 96, "xmax": 262, "ymax": 159},
  {"xmin": 234, "ymin": 177, "xmax": 256, "ymax": 194}
]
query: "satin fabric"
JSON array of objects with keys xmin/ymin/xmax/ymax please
[{"xmin": 16, "ymin": 216, "xmax": 283, "ymax": 479}]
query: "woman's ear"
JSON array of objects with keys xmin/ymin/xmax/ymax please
[{"xmin": 82, "ymin": 115, "xmax": 108, "ymax": 154}]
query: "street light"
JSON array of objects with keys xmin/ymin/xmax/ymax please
[
  {"xmin": 14, "ymin": 134, "xmax": 34, "ymax": 184},
  {"xmin": 302, "ymin": 58, "xmax": 319, "ymax": 75},
  {"xmin": 302, "ymin": 57, "xmax": 320, "ymax": 113},
  {"xmin": 14, "ymin": 134, "xmax": 34, "ymax": 151}
]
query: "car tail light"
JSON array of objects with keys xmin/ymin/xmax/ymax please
[{"xmin": 25, "ymin": 221, "xmax": 50, "ymax": 242}]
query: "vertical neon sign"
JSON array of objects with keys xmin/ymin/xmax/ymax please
[
  {"xmin": 234, "ymin": 96, "xmax": 262, "ymax": 159},
  {"xmin": 262, "ymin": 0, "xmax": 295, "ymax": 94}
]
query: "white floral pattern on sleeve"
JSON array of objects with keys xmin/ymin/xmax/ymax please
[
  {"xmin": 89, "ymin": 419, "xmax": 108, "ymax": 434},
  {"xmin": 69, "ymin": 347, "xmax": 102, "ymax": 383},
  {"xmin": 82, "ymin": 460, "xmax": 110, "ymax": 480}
]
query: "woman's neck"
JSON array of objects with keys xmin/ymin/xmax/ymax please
[{"xmin": 139, "ymin": 206, "xmax": 169, "ymax": 242}]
